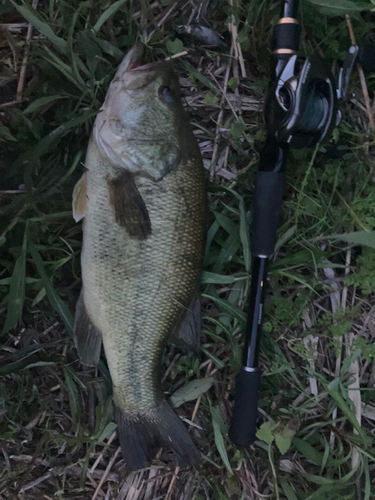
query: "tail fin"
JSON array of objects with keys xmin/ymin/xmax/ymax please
[{"xmin": 114, "ymin": 402, "xmax": 200, "ymax": 471}]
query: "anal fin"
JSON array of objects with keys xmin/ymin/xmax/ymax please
[
  {"xmin": 107, "ymin": 169, "xmax": 151, "ymax": 240},
  {"xmin": 170, "ymin": 295, "xmax": 201, "ymax": 354},
  {"xmin": 73, "ymin": 290, "xmax": 102, "ymax": 366}
]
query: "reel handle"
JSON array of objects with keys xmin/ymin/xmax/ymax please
[{"xmin": 228, "ymin": 368, "xmax": 262, "ymax": 446}]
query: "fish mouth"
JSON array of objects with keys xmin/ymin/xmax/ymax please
[{"xmin": 118, "ymin": 42, "xmax": 166, "ymax": 75}]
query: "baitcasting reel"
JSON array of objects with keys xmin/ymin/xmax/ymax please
[{"xmin": 264, "ymin": 43, "xmax": 373, "ymax": 149}]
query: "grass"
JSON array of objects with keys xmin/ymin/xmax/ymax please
[{"xmin": 1, "ymin": 0, "xmax": 375, "ymax": 498}]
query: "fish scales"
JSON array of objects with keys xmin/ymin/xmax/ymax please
[
  {"xmin": 82, "ymin": 140, "xmax": 206, "ymax": 413},
  {"xmin": 73, "ymin": 43, "xmax": 206, "ymax": 470}
]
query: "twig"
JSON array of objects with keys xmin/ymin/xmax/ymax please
[
  {"xmin": 0, "ymin": 98, "xmax": 29, "ymax": 110},
  {"xmin": 104, "ymin": 483, "xmax": 112, "ymax": 500},
  {"xmin": 228, "ymin": 0, "xmax": 246, "ymax": 78},
  {"xmin": 342, "ymin": 252, "xmax": 361, "ymax": 469},
  {"xmin": 147, "ymin": 1, "xmax": 178, "ymax": 40},
  {"xmin": 144, "ymin": 467, "xmax": 158, "ymax": 499},
  {"xmin": 335, "ymin": 189, "xmax": 370, "ymax": 232},
  {"xmin": 208, "ymin": 69, "xmax": 238, "ymax": 120},
  {"xmin": 0, "ymin": 203, "xmax": 28, "ymax": 239},
  {"xmin": 0, "ymin": 190, "xmax": 27, "ymax": 194},
  {"xmin": 164, "ymin": 466, "xmax": 180, "ymax": 500},
  {"xmin": 341, "ymin": 250, "xmax": 351, "ymax": 310},
  {"xmin": 324, "ymin": 259, "xmax": 342, "ymax": 448},
  {"xmin": 165, "ymin": 51, "xmax": 189, "ymax": 61},
  {"xmin": 19, "ymin": 473, "xmax": 51, "ymax": 493},
  {"xmin": 161, "ymin": 353, "xmax": 180, "ymax": 383},
  {"xmin": 0, "ymin": 444, "xmax": 11, "ymax": 471},
  {"xmin": 211, "ymin": 48, "xmax": 233, "ymax": 175},
  {"xmin": 302, "ymin": 307, "xmax": 318, "ymax": 396},
  {"xmin": 132, "ymin": 1, "xmax": 158, "ymax": 20},
  {"xmin": 16, "ymin": 0, "xmax": 38, "ymax": 101},
  {"xmin": 191, "ymin": 395, "xmax": 201, "ymax": 422},
  {"xmin": 268, "ymin": 443, "xmax": 280, "ymax": 500},
  {"xmin": 0, "ymin": 23, "xmax": 28, "ymax": 32},
  {"xmin": 89, "ymin": 430, "xmax": 117, "ymax": 475},
  {"xmin": 91, "ymin": 446, "xmax": 121, "ymax": 500},
  {"xmin": 346, "ymin": 15, "xmax": 375, "ymax": 132}
]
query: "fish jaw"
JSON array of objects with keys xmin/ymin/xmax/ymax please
[{"xmin": 114, "ymin": 41, "xmax": 144, "ymax": 74}]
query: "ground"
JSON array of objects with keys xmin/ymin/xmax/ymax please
[{"xmin": 0, "ymin": 0, "xmax": 375, "ymax": 499}]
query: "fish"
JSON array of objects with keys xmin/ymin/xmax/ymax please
[{"xmin": 72, "ymin": 42, "xmax": 206, "ymax": 471}]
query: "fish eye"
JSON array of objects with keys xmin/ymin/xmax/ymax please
[{"xmin": 160, "ymin": 86, "xmax": 174, "ymax": 103}]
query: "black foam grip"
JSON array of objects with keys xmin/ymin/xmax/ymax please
[
  {"xmin": 251, "ymin": 171, "xmax": 285, "ymax": 256},
  {"xmin": 229, "ymin": 368, "xmax": 262, "ymax": 447},
  {"xmin": 358, "ymin": 43, "xmax": 375, "ymax": 72},
  {"xmin": 272, "ymin": 24, "xmax": 301, "ymax": 52}
]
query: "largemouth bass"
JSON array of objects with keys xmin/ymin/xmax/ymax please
[{"xmin": 72, "ymin": 43, "xmax": 206, "ymax": 470}]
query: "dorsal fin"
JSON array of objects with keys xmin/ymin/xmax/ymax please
[{"xmin": 107, "ymin": 169, "xmax": 151, "ymax": 240}]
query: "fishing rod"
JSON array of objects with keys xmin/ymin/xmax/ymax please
[{"xmin": 229, "ymin": 0, "xmax": 375, "ymax": 447}]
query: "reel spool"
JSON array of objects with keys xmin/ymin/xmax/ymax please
[{"xmin": 265, "ymin": 55, "xmax": 339, "ymax": 149}]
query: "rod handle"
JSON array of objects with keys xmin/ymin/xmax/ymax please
[
  {"xmin": 228, "ymin": 367, "xmax": 261, "ymax": 447},
  {"xmin": 251, "ymin": 171, "xmax": 285, "ymax": 256}
]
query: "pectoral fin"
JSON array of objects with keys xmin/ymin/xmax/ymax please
[
  {"xmin": 73, "ymin": 290, "xmax": 102, "ymax": 366},
  {"xmin": 72, "ymin": 172, "xmax": 88, "ymax": 222},
  {"xmin": 107, "ymin": 169, "xmax": 151, "ymax": 240},
  {"xmin": 170, "ymin": 295, "xmax": 201, "ymax": 354}
]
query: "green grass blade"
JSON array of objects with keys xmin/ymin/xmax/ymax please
[
  {"xmin": 200, "ymin": 347, "xmax": 225, "ymax": 369},
  {"xmin": 0, "ymin": 354, "xmax": 37, "ymax": 376},
  {"xmin": 12, "ymin": 111, "xmax": 97, "ymax": 176},
  {"xmin": 214, "ymin": 212, "xmax": 237, "ymax": 235},
  {"xmin": 92, "ymin": 0, "xmax": 127, "ymax": 34},
  {"xmin": 3, "ymin": 230, "xmax": 27, "ymax": 334},
  {"xmin": 63, "ymin": 366, "xmax": 80, "ymax": 422},
  {"xmin": 181, "ymin": 60, "xmax": 220, "ymax": 94},
  {"xmin": 203, "ymin": 295, "xmax": 247, "ymax": 327},
  {"xmin": 327, "ymin": 381, "xmax": 366, "ymax": 442},
  {"xmin": 210, "ymin": 406, "xmax": 233, "ymax": 475},
  {"xmin": 96, "ymin": 422, "xmax": 117, "ymax": 443},
  {"xmin": 28, "ymin": 238, "xmax": 74, "ymax": 336},
  {"xmin": 305, "ymin": 459, "xmax": 359, "ymax": 485},
  {"xmin": 279, "ymin": 478, "xmax": 298, "ymax": 500},
  {"xmin": 293, "ymin": 437, "xmax": 323, "ymax": 466},
  {"xmin": 338, "ymin": 230, "xmax": 375, "ymax": 248},
  {"xmin": 43, "ymin": 46, "xmax": 87, "ymax": 93},
  {"xmin": 204, "ymin": 271, "xmax": 247, "ymax": 284},
  {"xmin": 239, "ymin": 199, "xmax": 251, "ymax": 272},
  {"xmin": 213, "ymin": 232, "xmax": 240, "ymax": 273},
  {"xmin": 10, "ymin": 0, "xmax": 68, "ymax": 54},
  {"xmin": 204, "ymin": 219, "xmax": 220, "ymax": 262},
  {"xmin": 170, "ymin": 377, "xmax": 213, "ymax": 408},
  {"xmin": 306, "ymin": 0, "xmax": 372, "ymax": 16},
  {"xmin": 92, "ymin": 37, "xmax": 124, "ymax": 62},
  {"xmin": 23, "ymin": 95, "xmax": 67, "ymax": 114}
]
